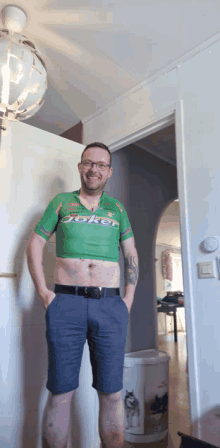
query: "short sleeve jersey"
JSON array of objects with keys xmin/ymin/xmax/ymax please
[{"xmin": 34, "ymin": 189, "xmax": 134, "ymax": 262}]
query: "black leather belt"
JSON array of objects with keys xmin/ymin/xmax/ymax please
[{"xmin": 55, "ymin": 284, "xmax": 120, "ymax": 299}]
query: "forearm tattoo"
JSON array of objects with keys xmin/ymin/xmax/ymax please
[{"xmin": 124, "ymin": 255, "xmax": 139, "ymax": 286}]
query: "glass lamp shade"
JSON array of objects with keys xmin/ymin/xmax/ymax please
[{"xmin": 0, "ymin": 29, "xmax": 47, "ymax": 121}]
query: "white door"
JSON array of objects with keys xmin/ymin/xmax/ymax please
[{"xmin": 0, "ymin": 122, "xmax": 100, "ymax": 448}]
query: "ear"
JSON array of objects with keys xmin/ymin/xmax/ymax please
[{"xmin": 107, "ymin": 167, "xmax": 113, "ymax": 179}]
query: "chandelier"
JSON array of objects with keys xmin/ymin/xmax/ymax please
[{"xmin": 0, "ymin": 5, "xmax": 48, "ymax": 131}]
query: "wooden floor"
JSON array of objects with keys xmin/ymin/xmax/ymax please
[
  {"xmin": 158, "ymin": 332, "xmax": 190, "ymax": 447},
  {"xmin": 125, "ymin": 331, "xmax": 190, "ymax": 448}
]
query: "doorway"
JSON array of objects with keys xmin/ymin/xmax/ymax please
[
  {"xmin": 155, "ymin": 199, "xmax": 185, "ymax": 336},
  {"xmin": 135, "ymin": 123, "xmax": 190, "ymax": 443},
  {"xmin": 109, "ymin": 112, "xmax": 191, "ymax": 446},
  {"xmin": 108, "ymin": 102, "xmax": 198, "ymax": 438}
]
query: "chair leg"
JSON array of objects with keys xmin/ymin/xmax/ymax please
[{"xmin": 165, "ymin": 313, "xmax": 168, "ymax": 335}]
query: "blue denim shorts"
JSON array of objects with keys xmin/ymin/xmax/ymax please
[{"xmin": 45, "ymin": 286, "xmax": 129, "ymax": 395}]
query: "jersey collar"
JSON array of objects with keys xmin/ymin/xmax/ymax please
[{"xmin": 74, "ymin": 189, "xmax": 107, "ymax": 206}]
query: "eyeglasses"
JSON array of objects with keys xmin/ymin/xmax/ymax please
[{"xmin": 81, "ymin": 160, "xmax": 111, "ymax": 171}]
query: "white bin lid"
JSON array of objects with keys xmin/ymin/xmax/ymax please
[{"xmin": 124, "ymin": 349, "xmax": 169, "ymax": 367}]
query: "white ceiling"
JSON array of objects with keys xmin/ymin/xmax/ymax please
[{"xmin": 1, "ymin": 0, "xmax": 220, "ymax": 136}]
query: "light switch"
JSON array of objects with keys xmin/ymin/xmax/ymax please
[
  {"xmin": 198, "ymin": 261, "xmax": 216, "ymax": 278},
  {"xmin": 202, "ymin": 265, "xmax": 211, "ymax": 275}
]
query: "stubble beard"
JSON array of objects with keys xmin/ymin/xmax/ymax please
[{"xmin": 81, "ymin": 174, "xmax": 108, "ymax": 196}]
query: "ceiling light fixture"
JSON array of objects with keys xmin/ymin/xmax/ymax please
[{"xmin": 0, "ymin": 5, "xmax": 47, "ymax": 132}]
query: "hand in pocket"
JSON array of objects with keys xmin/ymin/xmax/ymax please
[{"xmin": 40, "ymin": 290, "xmax": 56, "ymax": 310}]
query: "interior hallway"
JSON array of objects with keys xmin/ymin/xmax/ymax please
[
  {"xmin": 125, "ymin": 331, "xmax": 190, "ymax": 448},
  {"xmin": 158, "ymin": 332, "xmax": 190, "ymax": 447}
]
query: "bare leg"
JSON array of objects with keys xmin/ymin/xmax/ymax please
[
  {"xmin": 98, "ymin": 391, "xmax": 125, "ymax": 448},
  {"xmin": 42, "ymin": 390, "xmax": 74, "ymax": 448}
]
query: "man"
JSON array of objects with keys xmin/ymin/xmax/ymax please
[{"xmin": 26, "ymin": 142, "xmax": 139, "ymax": 448}]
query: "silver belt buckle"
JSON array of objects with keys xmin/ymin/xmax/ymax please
[
  {"xmin": 95, "ymin": 286, "xmax": 102, "ymax": 299},
  {"xmin": 84, "ymin": 287, "xmax": 102, "ymax": 299}
]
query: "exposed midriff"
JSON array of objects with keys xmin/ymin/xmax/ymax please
[{"xmin": 54, "ymin": 257, "xmax": 120, "ymax": 287}]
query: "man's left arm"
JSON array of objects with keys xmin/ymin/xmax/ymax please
[{"xmin": 120, "ymin": 236, "xmax": 139, "ymax": 313}]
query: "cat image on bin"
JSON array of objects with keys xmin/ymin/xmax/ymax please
[
  {"xmin": 150, "ymin": 393, "xmax": 168, "ymax": 415},
  {"xmin": 144, "ymin": 392, "xmax": 169, "ymax": 433},
  {"xmin": 124, "ymin": 390, "xmax": 141, "ymax": 429}
]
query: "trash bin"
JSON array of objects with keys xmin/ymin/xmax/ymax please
[{"xmin": 122, "ymin": 349, "xmax": 170, "ymax": 444}]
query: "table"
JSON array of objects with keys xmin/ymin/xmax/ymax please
[{"xmin": 157, "ymin": 303, "xmax": 185, "ymax": 343}]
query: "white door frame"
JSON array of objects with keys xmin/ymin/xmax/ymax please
[
  {"xmin": 108, "ymin": 100, "xmax": 200, "ymax": 422},
  {"xmin": 109, "ymin": 108, "xmax": 175, "ymax": 154}
]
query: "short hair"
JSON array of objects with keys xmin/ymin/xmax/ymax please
[{"xmin": 81, "ymin": 142, "xmax": 112, "ymax": 167}]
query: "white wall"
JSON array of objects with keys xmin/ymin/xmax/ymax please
[
  {"xmin": 83, "ymin": 70, "xmax": 178, "ymax": 146},
  {"xmin": 83, "ymin": 37, "xmax": 220, "ymax": 423},
  {"xmin": 0, "ymin": 123, "xmax": 100, "ymax": 448},
  {"xmin": 156, "ymin": 200, "xmax": 181, "ymax": 247},
  {"xmin": 171, "ymin": 253, "xmax": 183, "ymax": 292},
  {"xmin": 155, "ymin": 245, "xmax": 182, "ymax": 299},
  {"xmin": 177, "ymin": 41, "xmax": 220, "ymax": 420}
]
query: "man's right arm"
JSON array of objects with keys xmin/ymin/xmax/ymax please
[{"xmin": 26, "ymin": 232, "xmax": 55, "ymax": 309}]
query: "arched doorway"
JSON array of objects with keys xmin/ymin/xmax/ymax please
[{"xmin": 155, "ymin": 199, "xmax": 185, "ymax": 336}]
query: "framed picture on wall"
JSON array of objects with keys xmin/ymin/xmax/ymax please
[{"xmin": 165, "ymin": 279, "xmax": 172, "ymax": 291}]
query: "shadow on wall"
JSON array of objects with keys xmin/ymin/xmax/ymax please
[
  {"xmin": 178, "ymin": 406, "xmax": 220, "ymax": 446},
  {"xmin": 191, "ymin": 405, "xmax": 220, "ymax": 443},
  {"xmin": 11, "ymin": 162, "xmax": 82, "ymax": 448}
]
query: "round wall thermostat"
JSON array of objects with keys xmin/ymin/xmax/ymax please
[{"xmin": 203, "ymin": 237, "xmax": 219, "ymax": 253}]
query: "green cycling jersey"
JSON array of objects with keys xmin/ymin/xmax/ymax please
[{"xmin": 34, "ymin": 189, "xmax": 134, "ymax": 262}]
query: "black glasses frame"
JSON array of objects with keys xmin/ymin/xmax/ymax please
[{"xmin": 80, "ymin": 160, "xmax": 111, "ymax": 169}]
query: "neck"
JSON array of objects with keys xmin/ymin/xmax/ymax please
[{"xmin": 79, "ymin": 187, "xmax": 103, "ymax": 203}]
